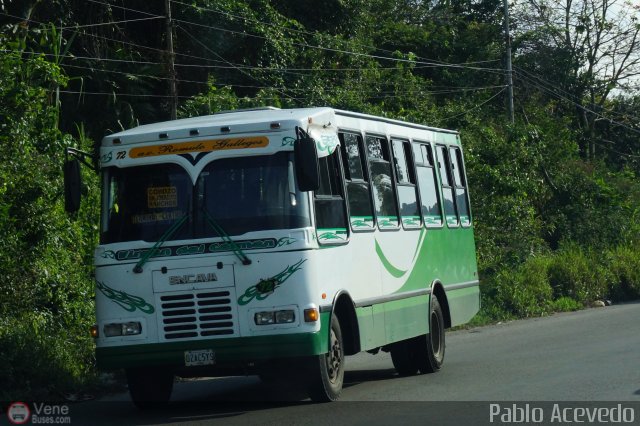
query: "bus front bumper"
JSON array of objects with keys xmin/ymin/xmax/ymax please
[{"xmin": 96, "ymin": 331, "xmax": 327, "ymax": 370}]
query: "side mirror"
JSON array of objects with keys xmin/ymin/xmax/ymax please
[
  {"xmin": 64, "ymin": 159, "xmax": 82, "ymax": 213},
  {"xmin": 294, "ymin": 137, "xmax": 320, "ymax": 192}
]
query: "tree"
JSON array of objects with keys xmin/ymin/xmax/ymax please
[{"xmin": 514, "ymin": 0, "xmax": 640, "ymax": 159}]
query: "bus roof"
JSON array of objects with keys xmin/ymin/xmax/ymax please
[{"xmin": 102, "ymin": 107, "xmax": 458, "ymax": 147}]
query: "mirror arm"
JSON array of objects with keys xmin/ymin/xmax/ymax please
[{"xmin": 65, "ymin": 147, "xmax": 97, "ymax": 172}]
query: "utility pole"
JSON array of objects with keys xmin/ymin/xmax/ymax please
[
  {"xmin": 165, "ymin": 0, "xmax": 178, "ymax": 120},
  {"xmin": 503, "ymin": 0, "xmax": 515, "ymax": 124}
]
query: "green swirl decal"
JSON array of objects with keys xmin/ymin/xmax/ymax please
[
  {"xmin": 101, "ymin": 250, "xmax": 116, "ymax": 259},
  {"xmin": 315, "ymin": 135, "xmax": 339, "ymax": 154},
  {"xmin": 379, "ymin": 218, "xmax": 397, "ymax": 227},
  {"xmin": 351, "ymin": 219, "xmax": 371, "ymax": 228},
  {"xmin": 281, "ymin": 137, "xmax": 296, "ymax": 147},
  {"xmin": 238, "ymin": 259, "xmax": 306, "ymax": 305},
  {"xmin": 277, "ymin": 236, "xmax": 296, "ymax": 247},
  {"xmin": 318, "ymin": 231, "xmax": 345, "ymax": 241},
  {"xmin": 96, "ymin": 281, "xmax": 155, "ymax": 314},
  {"xmin": 100, "ymin": 151, "xmax": 113, "ymax": 164}
]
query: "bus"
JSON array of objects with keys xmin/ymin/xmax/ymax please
[{"xmin": 64, "ymin": 107, "xmax": 480, "ymax": 406}]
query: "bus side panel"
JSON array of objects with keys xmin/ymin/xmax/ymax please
[
  {"xmin": 446, "ymin": 286, "xmax": 480, "ymax": 327},
  {"xmin": 355, "ymin": 305, "xmax": 386, "ymax": 351},
  {"xmin": 383, "ymin": 295, "xmax": 429, "ymax": 343}
]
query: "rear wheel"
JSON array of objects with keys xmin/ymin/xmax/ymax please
[
  {"xmin": 418, "ymin": 296, "xmax": 445, "ymax": 373},
  {"xmin": 390, "ymin": 296, "xmax": 446, "ymax": 376},
  {"xmin": 307, "ymin": 314, "xmax": 345, "ymax": 402},
  {"xmin": 126, "ymin": 367, "xmax": 174, "ymax": 409},
  {"xmin": 390, "ymin": 338, "xmax": 420, "ymax": 376}
]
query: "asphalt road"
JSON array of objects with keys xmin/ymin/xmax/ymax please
[{"xmin": 58, "ymin": 302, "xmax": 640, "ymax": 425}]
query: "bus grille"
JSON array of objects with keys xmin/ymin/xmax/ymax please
[{"xmin": 158, "ymin": 290, "xmax": 238, "ymax": 340}]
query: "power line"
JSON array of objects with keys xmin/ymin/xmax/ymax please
[
  {"xmin": 441, "ymin": 87, "xmax": 508, "ymax": 120},
  {"xmin": 174, "ymin": 17, "xmax": 505, "ymax": 73},
  {"xmin": 61, "ymin": 63, "xmax": 508, "ymax": 95},
  {"xmin": 169, "ymin": 0, "xmax": 502, "ymax": 69},
  {"xmin": 0, "ymin": 11, "xmax": 162, "ymax": 30},
  {"xmin": 59, "ymin": 16, "xmax": 163, "ymax": 29},
  {"xmin": 84, "ymin": 0, "xmax": 160, "ymax": 18},
  {"xmin": 514, "ymin": 70, "xmax": 640, "ymax": 135},
  {"xmin": 176, "ymin": 25, "xmax": 295, "ymax": 102},
  {"xmin": 514, "ymin": 66, "xmax": 640, "ymax": 123}
]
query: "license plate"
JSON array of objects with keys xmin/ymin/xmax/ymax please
[{"xmin": 184, "ymin": 349, "xmax": 215, "ymax": 366}]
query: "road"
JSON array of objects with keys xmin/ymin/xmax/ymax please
[{"xmin": 65, "ymin": 302, "xmax": 640, "ymax": 425}]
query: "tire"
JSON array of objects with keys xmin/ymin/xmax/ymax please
[
  {"xmin": 418, "ymin": 296, "xmax": 445, "ymax": 374},
  {"xmin": 307, "ymin": 314, "xmax": 345, "ymax": 402},
  {"xmin": 126, "ymin": 367, "xmax": 174, "ymax": 409},
  {"xmin": 390, "ymin": 339, "xmax": 420, "ymax": 376}
]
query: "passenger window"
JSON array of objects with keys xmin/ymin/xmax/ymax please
[
  {"xmin": 436, "ymin": 145, "xmax": 458, "ymax": 227},
  {"xmin": 339, "ymin": 132, "xmax": 375, "ymax": 231},
  {"xmin": 315, "ymin": 149, "xmax": 349, "ymax": 243},
  {"xmin": 366, "ymin": 135, "xmax": 399, "ymax": 229},
  {"xmin": 392, "ymin": 139, "xmax": 420, "ymax": 229},
  {"xmin": 414, "ymin": 143, "xmax": 443, "ymax": 227},
  {"xmin": 449, "ymin": 146, "xmax": 471, "ymax": 226}
]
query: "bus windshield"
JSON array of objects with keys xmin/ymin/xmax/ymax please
[{"xmin": 100, "ymin": 152, "xmax": 311, "ymax": 244}]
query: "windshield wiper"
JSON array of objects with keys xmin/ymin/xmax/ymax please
[
  {"xmin": 133, "ymin": 213, "xmax": 189, "ymax": 273},
  {"xmin": 201, "ymin": 208, "xmax": 251, "ymax": 265}
]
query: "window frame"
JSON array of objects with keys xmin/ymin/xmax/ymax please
[
  {"xmin": 391, "ymin": 137, "xmax": 422, "ymax": 230},
  {"xmin": 412, "ymin": 140, "xmax": 444, "ymax": 229},
  {"xmin": 339, "ymin": 129, "xmax": 376, "ymax": 233},
  {"xmin": 449, "ymin": 145, "xmax": 472, "ymax": 228},
  {"xmin": 435, "ymin": 143, "xmax": 460, "ymax": 228},
  {"xmin": 314, "ymin": 147, "xmax": 350, "ymax": 245},
  {"xmin": 364, "ymin": 133, "xmax": 401, "ymax": 231}
]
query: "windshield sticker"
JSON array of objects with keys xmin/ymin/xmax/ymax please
[
  {"xmin": 129, "ymin": 136, "xmax": 269, "ymax": 158},
  {"xmin": 147, "ymin": 187, "xmax": 178, "ymax": 208},
  {"xmin": 96, "ymin": 281, "xmax": 155, "ymax": 314},
  {"xmin": 131, "ymin": 210, "xmax": 183, "ymax": 225},
  {"xmin": 237, "ymin": 259, "xmax": 306, "ymax": 305},
  {"xmin": 101, "ymin": 237, "xmax": 299, "ymax": 262}
]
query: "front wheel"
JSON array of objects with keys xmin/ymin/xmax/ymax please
[
  {"xmin": 126, "ymin": 367, "xmax": 174, "ymax": 409},
  {"xmin": 307, "ymin": 314, "xmax": 345, "ymax": 402}
]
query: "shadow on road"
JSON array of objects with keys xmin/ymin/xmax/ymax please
[{"xmin": 73, "ymin": 367, "xmax": 408, "ymax": 425}]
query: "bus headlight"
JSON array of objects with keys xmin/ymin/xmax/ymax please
[
  {"xmin": 103, "ymin": 321, "xmax": 142, "ymax": 337},
  {"xmin": 275, "ymin": 310, "xmax": 295, "ymax": 324},
  {"xmin": 254, "ymin": 310, "xmax": 296, "ymax": 325},
  {"xmin": 254, "ymin": 311, "xmax": 275, "ymax": 325}
]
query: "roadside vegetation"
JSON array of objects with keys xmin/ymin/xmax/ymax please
[{"xmin": 1, "ymin": 0, "xmax": 639, "ymax": 401}]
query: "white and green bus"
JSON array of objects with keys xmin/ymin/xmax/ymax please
[{"xmin": 64, "ymin": 107, "xmax": 479, "ymax": 406}]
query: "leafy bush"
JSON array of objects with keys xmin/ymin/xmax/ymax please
[
  {"xmin": 481, "ymin": 255, "xmax": 553, "ymax": 319},
  {"xmin": 607, "ymin": 245, "xmax": 640, "ymax": 301},
  {"xmin": 0, "ymin": 313, "xmax": 96, "ymax": 402},
  {"xmin": 549, "ymin": 297, "xmax": 583, "ymax": 312},
  {"xmin": 547, "ymin": 245, "xmax": 608, "ymax": 304}
]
